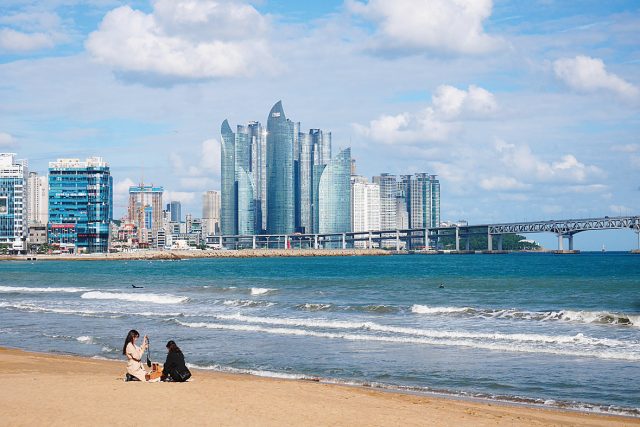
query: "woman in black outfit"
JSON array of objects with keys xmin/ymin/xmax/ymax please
[{"xmin": 161, "ymin": 340, "xmax": 191, "ymax": 382}]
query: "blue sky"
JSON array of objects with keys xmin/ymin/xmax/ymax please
[{"xmin": 0, "ymin": 0, "xmax": 639, "ymax": 250}]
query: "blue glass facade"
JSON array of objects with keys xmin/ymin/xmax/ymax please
[
  {"xmin": 0, "ymin": 154, "xmax": 27, "ymax": 247},
  {"xmin": 266, "ymin": 101, "xmax": 294, "ymax": 234},
  {"xmin": 48, "ymin": 158, "xmax": 113, "ymax": 253},
  {"xmin": 220, "ymin": 120, "xmax": 237, "ymax": 235},
  {"xmin": 318, "ymin": 148, "xmax": 351, "ymax": 235}
]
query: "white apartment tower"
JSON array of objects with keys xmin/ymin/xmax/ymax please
[
  {"xmin": 27, "ymin": 171, "xmax": 48, "ymax": 225},
  {"xmin": 0, "ymin": 153, "xmax": 28, "ymax": 250},
  {"xmin": 351, "ymin": 175, "xmax": 380, "ymax": 247},
  {"xmin": 202, "ymin": 190, "xmax": 221, "ymax": 235}
]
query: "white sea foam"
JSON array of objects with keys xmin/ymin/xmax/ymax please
[
  {"xmin": 0, "ymin": 285, "xmax": 87, "ymax": 293},
  {"xmin": 410, "ymin": 304, "xmax": 639, "ymax": 327},
  {"xmin": 76, "ymin": 336, "xmax": 94, "ymax": 344},
  {"xmin": 297, "ymin": 303, "xmax": 333, "ymax": 311},
  {"xmin": 188, "ymin": 363, "xmax": 314, "ymax": 380},
  {"xmin": 250, "ymin": 287, "xmax": 276, "ymax": 296},
  {"xmin": 80, "ymin": 291, "xmax": 188, "ymax": 304},
  {"xmin": 223, "ymin": 299, "xmax": 275, "ymax": 308},
  {"xmin": 214, "ymin": 313, "xmax": 629, "ymax": 348},
  {"xmin": 411, "ymin": 305, "xmax": 471, "ymax": 315},
  {"xmin": 175, "ymin": 319, "xmax": 640, "ymax": 362}
]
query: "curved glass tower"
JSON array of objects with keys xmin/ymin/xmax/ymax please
[
  {"xmin": 266, "ymin": 101, "xmax": 294, "ymax": 234},
  {"xmin": 318, "ymin": 148, "xmax": 351, "ymax": 235},
  {"xmin": 220, "ymin": 120, "xmax": 237, "ymax": 235}
]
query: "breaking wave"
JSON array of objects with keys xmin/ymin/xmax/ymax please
[
  {"xmin": 80, "ymin": 291, "xmax": 188, "ymax": 304},
  {"xmin": 410, "ymin": 305, "xmax": 639, "ymax": 327},
  {"xmin": 250, "ymin": 288, "xmax": 277, "ymax": 296},
  {"xmin": 0, "ymin": 285, "xmax": 88, "ymax": 293}
]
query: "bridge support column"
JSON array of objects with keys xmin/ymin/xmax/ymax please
[
  {"xmin": 396, "ymin": 230, "xmax": 400, "ymax": 251},
  {"xmin": 568, "ymin": 234, "xmax": 574, "ymax": 251},
  {"xmin": 252, "ymin": 235, "xmax": 256, "ymax": 250},
  {"xmin": 342, "ymin": 233, "xmax": 346, "ymax": 249},
  {"xmin": 424, "ymin": 228, "xmax": 429, "ymax": 250},
  {"xmin": 557, "ymin": 234, "xmax": 563, "ymax": 251},
  {"xmin": 368, "ymin": 231, "xmax": 372, "ymax": 249},
  {"xmin": 488, "ymin": 232, "xmax": 493, "ymax": 251},
  {"xmin": 497, "ymin": 234, "xmax": 503, "ymax": 251},
  {"xmin": 455, "ymin": 227, "xmax": 460, "ymax": 252},
  {"xmin": 314, "ymin": 234, "xmax": 318, "ymax": 250}
]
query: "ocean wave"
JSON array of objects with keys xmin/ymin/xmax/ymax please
[
  {"xmin": 250, "ymin": 288, "xmax": 277, "ymax": 296},
  {"xmin": 80, "ymin": 291, "xmax": 188, "ymax": 304},
  {"xmin": 411, "ymin": 305, "xmax": 472, "ymax": 315},
  {"xmin": 0, "ymin": 285, "xmax": 88, "ymax": 293},
  {"xmin": 344, "ymin": 305, "xmax": 399, "ymax": 314},
  {"xmin": 189, "ymin": 363, "xmax": 315, "ymax": 380},
  {"xmin": 174, "ymin": 319, "xmax": 640, "ymax": 362},
  {"xmin": 76, "ymin": 336, "xmax": 95, "ymax": 344},
  {"xmin": 214, "ymin": 313, "xmax": 630, "ymax": 348},
  {"xmin": 410, "ymin": 304, "xmax": 640, "ymax": 327},
  {"xmin": 223, "ymin": 299, "xmax": 276, "ymax": 308},
  {"xmin": 0, "ymin": 302, "xmax": 118, "ymax": 318},
  {"xmin": 296, "ymin": 303, "xmax": 333, "ymax": 311}
]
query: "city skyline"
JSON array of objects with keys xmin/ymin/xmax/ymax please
[{"xmin": 0, "ymin": 1, "xmax": 638, "ymax": 250}]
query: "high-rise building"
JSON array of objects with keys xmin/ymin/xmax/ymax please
[
  {"xmin": 202, "ymin": 190, "xmax": 221, "ymax": 235},
  {"xmin": 27, "ymin": 172, "xmax": 48, "ymax": 226},
  {"xmin": 166, "ymin": 201, "xmax": 182, "ymax": 222},
  {"xmin": 266, "ymin": 101, "xmax": 294, "ymax": 234},
  {"xmin": 372, "ymin": 173, "xmax": 397, "ymax": 231},
  {"xmin": 351, "ymin": 175, "xmax": 380, "ymax": 235},
  {"xmin": 0, "ymin": 153, "xmax": 28, "ymax": 251},
  {"xmin": 220, "ymin": 120, "xmax": 257, "ymax": 235},
  {"xmin": 318, "ymin": 148, "xmax": 351, "ymax": 235},
  {"xmin": 48, "ymin": 157, "xmax": 112, "ymax": 253},
  {"xmin": 220, "ymin": 101, "xmax": 348, "ymax": 237},
  {"xmin": 128, "ymin": 184, "xmax": 163, "ymax": 245}
]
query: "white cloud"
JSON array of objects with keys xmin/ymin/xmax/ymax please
[
  {"xmin": 354, "ymin": 84, "xmax": 497, "ymax": 143},
  {"xmin": 611, "ymin": 143, "xmax": 639, "ymax": 153},
  {"xmin": 494, "ymin": 140, "xmax": 604, "ymax": 183},
  {"xmin": 479, "ymin": 176, "xmax": 529, "ymax": 191},
  {"xmin": 0, "ymin": 11, "xmax": 68, "ymax": 53},
  {"xmin": 0, "ymin": 28, "xmax": 55, "ymax": 52},
  {"xmin": 168, "ymin": 138, "xmax": 221, "ymax": 192},
  {"xmin": 348, "ymin": 0, "xmax": 502, "ymax": 54},
  {"xmin": 553, "ymin": 55, "xmax": 639, "ymax": 99},
  {"xmin": 86, "ymin": 0, "xmax": 274, "ymax": 81},
  {"xmin": 0, "ymin": 132, "xmax": 16, "ymax": 146}
]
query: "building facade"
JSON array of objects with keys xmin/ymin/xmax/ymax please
[
  {"xmin": 128, "ymin": 184, "xmax": 163, "ymax": 246},
  {"xmin": 0, "ymin": 153, "xmax": 28, "ymax": 251},
  {"xmin": 372, "ymin": 173, "xmax": 397, "ymax": 231},
  {"xmin": 202, "ymin": 190, "xmax": 221, "ymax": 235},
  {"xmin": 48, "ymin": 157, "xmax": 112, "ymax": 253},
  {"xmin": 27, "ymin": 171, "xmax": 48, "ymax": 226},
  {"xmin": 318, "ymin": 148, "xmax": 351, "ymax": 236},
  {"xmin": 351, "ymin": 175, "xmax": 380, "ymax": 237},
  {"xmin": 167, "ymin": 201, "xmax": 182, "ymax": 222},
  {"xmin": 266, "ymin": 101, "xmax": 294, "ymax": 234}
]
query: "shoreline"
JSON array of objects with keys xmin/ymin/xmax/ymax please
[
  {"xmin": 0, "ymin": 248, "xmax": 390, "ymax": 261},
  {"xmin": 0, "ymin": 347, "xmax": 637, "ymax": 426}
]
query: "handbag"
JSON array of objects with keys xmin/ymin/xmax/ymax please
[{"xmin": 172, "ymin": 367, "xmax": 192, "ymax": 382}]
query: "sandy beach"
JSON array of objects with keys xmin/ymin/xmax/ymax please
[{"xmin": 0, "ymin": 348, "xmax": 636, "ymax": 426}]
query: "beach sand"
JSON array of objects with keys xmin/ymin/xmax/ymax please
[{"xmin": 0, "ymin": 348, "xmax": 636, "ymax": 426}]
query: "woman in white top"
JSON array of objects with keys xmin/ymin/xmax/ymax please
[{"xmin": 122, "ymin": 329, "xmax": 149, "ymax": 381}]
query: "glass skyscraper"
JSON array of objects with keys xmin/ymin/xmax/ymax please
[
  {"xmin": 266, "ymin": 101, "xmax": 294, "ymax": 234},
  {"xmin": 220, "ymin": 101, "xmax": 351, "ymax": 237},
  {"xmin": 220, "ymin": 120, "xmax": 257, "ymax": 235},
  {"xmin": 48, "ymin": 157, "xmax": 113, "ymax": 253},
  {"xmin": 318, "ymin": 148, "xmax": 351, "ymax": 235}
]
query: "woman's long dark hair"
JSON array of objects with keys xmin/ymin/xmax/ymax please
[
  {"xmin": 122, "ymin": 329, "xmax": 140, "ymax": 355},
  {"xmin": 166, "ymin": 340, "xmax": 182, "ymax": 354}
]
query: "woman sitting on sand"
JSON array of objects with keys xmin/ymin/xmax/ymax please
[
  {"xmin": 123, "ymin": 329, "xmax": 149, "ymax": 382},
  {"xmin": 161, "ymin": 340, "xmax": 191, "ymax": 382}
]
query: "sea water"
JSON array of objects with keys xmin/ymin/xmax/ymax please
[{"xmin": 1, "ymin": 253, "xmax": 639, "ymax": 416}]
